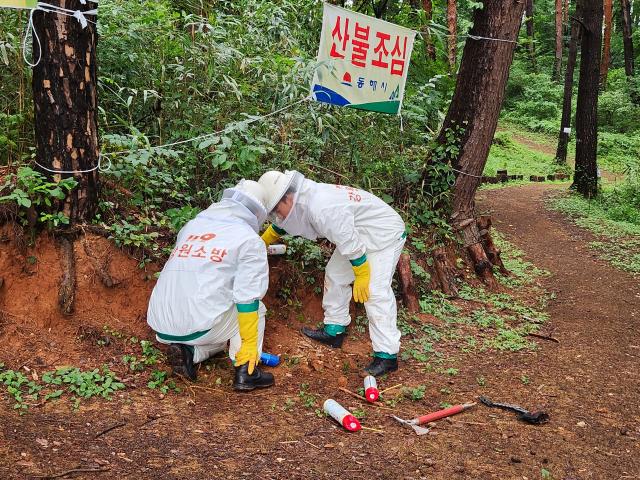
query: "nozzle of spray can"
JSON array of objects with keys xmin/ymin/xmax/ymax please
[
  {"xmin": 267, "ymin": 244, "xmax": 287, "ymax": 255},
  {"xmin": 363, "ymin": 375, "xmax": 379, "ymax": 402},
  {"xmin": 323, "ymin": 399, "xmax": 361, "ymax": 432},
  {"xmin": 260, "ymin": 352, "xmax": 280, "ymax": 367}
]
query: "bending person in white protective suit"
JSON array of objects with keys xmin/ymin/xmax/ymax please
[
  {"xmin": 147, "ymin": 180, "xmax": 274, "ymax": 391},
  {"xmin": 259, "ymin": 170, "xmax": 406, "ymax": 377}
]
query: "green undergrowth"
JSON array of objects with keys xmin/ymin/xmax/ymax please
[
  {"xmin": 0, "ymin": 331, "xmax": 180, "ymax": 414},
  {"xmin": 398, "ymin": 233, "xmax": 550, "ymax": 376},
  {"xmin": 548, "ymin": 190, "xmax": 640, "ymax": 275},
  {"xmin": 0, "ymin": 363, "xmax": 125, "ymax": 414}
]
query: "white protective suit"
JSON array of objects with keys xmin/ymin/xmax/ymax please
[
  {"xmin": 147, "ymin": 195, "xmax": 269, "ymax": 364},
  {"xmin": 274, "ymin": 174, "xmax": 406, "ymax": 355}
]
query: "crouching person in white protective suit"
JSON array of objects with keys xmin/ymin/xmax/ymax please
[
  {"xmin": 258, "ymin": 170, "xmax": 406, "ymax": 377},
  {"xmin": 147, "ymin": 180, "xmax": 275, "ymax": 391}
]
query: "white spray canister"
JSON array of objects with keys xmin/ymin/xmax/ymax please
[
  {"xmin": 267, "ymin": 244, "xmax": 287, "ymax": 255},
  {"xmin": 363, "ymin": 375, "xmax": 379, "ymax": 402},
  {"xmin": 323, "ymin": 399, "xmax": 361, "ymax": 432}
]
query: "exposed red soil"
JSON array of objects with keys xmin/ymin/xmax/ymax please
[{"xmin": 1, "ymin": 183, "xmax": 639, "ymax": 479}]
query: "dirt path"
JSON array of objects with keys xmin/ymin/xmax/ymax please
[
  {"xmin": 1, "ymin": 183, "xmax": 639, "ymax": 480},
  {"xmin": 477, "ymin": 184, "xmax": 640, "ymax": 479}
]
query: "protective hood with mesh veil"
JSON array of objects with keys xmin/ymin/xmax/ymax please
[
  {"xmin": 267, "ymin": 170, "xmax": 305, "ymax": 225},
  {"xmin": 222, "ymin": 188, "xmax": 268, "ymax": 228}
]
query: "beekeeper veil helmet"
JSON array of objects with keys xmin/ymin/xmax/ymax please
[
  {"xmin": 258, "ymin": 170, "xmax": 305, "ymax": 224},
  {"xmin": 221, "ymin": 179, "xmax": 268, "ymax": 227}
]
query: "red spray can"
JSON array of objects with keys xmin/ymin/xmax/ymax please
[
  {"xmin": 363, "ymin": 375, "xmax": 379, "ymax": 403},
  {"xmin": 323, "ymin": 399, "xmax": 361, "ymax": 432}
]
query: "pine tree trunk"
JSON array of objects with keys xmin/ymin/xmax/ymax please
[
  {"xmin": 525, "ymin": 0, "xmax": 535, "ymax": 69},
  {"xmin": 554, "ymin": 0, "xmax": 563, "ymax": 80},
  {"xmin": 447, "ymin": 0, "xmax": 457, "ymax": 73},
  {"xmin": 620, "ymin": 0, "xmax": 635, "ymax": 77},
  {"xmin": 555, "ymin": 15, "xmax": 581, "ymax": 164},
  {"xmin": 600, "ymin": 0, "xmax": 613, "ymax": 88},
  {"xmin": 31, "ymin": 0, "xmax": 99, "ymax": 224},
  {"xmin": 422, "ymin": 0, "xmax": 436, "ymax": 61},
  {"xmin": 573, "ymin": 0, "xmax": 603, "ymax": 198},
  {"xmin": 435, "ymin": 0, "xmax": 524, "ymax": 287}
]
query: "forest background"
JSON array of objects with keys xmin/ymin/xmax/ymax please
[{"xmin": 0, "ymin": 0, "xmax": 638, "ymax": 258}]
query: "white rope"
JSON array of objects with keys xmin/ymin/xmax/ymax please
[
  {"xmin": 107, "ymin": 96, "xmax": 312, "ymax": 157},
  {"xmin": 451, "ymin": 166, "xmax": 484, "ymax": 179},
  {"xmin": 22, "ymin": 2, "xmax": 97, "ymax": 68},
  {"xmin": 414, "ymin": 28, "xmax": 517, "ymax": 44},
  {"xmin": 22, "ymin": 9, "xmax": 40, "ymax": 68},
  {"xmin": 467, "ymin": 34, "xmax": 517, "ymax": 44},
  {"xmin": 34, "ymin": 153, "xmax": 109, "ymax": 174}
]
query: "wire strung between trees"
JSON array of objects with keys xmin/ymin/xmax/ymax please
[
  {"xmin": 22, "ymin": 2, "xmax": 97, "ymax": 68},
  {"xmin": 30, "ymin": 97, "xmax": 310, "ymax": 175},
  {"xmin": 106, "ymin": 96, "xmax": 312, "ymax": 156}
]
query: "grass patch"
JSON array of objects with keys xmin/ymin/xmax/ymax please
[
  {"xmin": 548, "ymin": 190, "xmax": 640, "ymax": 275},
  {"xmin": 399, "ymin": 229, "xmax": 551, "ymax": 370},
  {"xmin": 484, "ymin": 129, "xmax": 571, "ymax": 178}
]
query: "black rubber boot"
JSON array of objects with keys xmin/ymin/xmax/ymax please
[
  {"xmin": 301, "ymin": 327, "xmax": 345, "ymax": 348},
  {"xmin": 233, "ymin": 364, "xmax": 275, "ymax": 392},
  {"xmin": 363, "ymin": 356, "xmax": 398, "ymax": 377},
  {"xmin": 167, "ymin": 344, "xmax": 197, "ymax": 381}
]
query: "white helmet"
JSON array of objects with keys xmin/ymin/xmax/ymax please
[
  {"xmin": 221, "ymin": 179, "xmax": 268, "ymax": 225},
  {"xmin": 258, "ymin": 170, "xmax": 301, "ymax": 212}
]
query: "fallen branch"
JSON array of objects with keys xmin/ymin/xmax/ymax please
[
  {"xmin": 94, "ymin": 421, "xmax": 126, "ymax": 439},
  {"xmin": 337, "ymin": 387, "xmax": 394, "ymax": 411},
  {"xmin": 35, "ymin": 466, "xmax": 110, "ymax": 479},
  {"xmin": 528, "ymin": 332, "xmax": 560, "ymax": 343},
  {"xmin": 138, "ymin": 414, "xmax": 162, "ymax": 428},
  {"xmin": 379, "ymin": 383, "xmax": 403, "ymax": 395},
  {"xmin": 361, "ymin": 426, "xmax": 385, "ymax": 434}
]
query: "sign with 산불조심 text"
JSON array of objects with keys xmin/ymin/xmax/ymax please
[
  {"xmin": 0, "ymin": 0, "xmax": 37, "ymax": 9},
  {"xmin": 310, "ymin": 3, "xmax": 415, "ymax": 115}
]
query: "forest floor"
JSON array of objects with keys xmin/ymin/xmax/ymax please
[{"xmin": 1, "ymin": 180, "xmax": 640, "ymax": 479}]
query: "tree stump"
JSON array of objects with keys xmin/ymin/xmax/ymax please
[
  {"xmin": 433, "ymin": 247, "xmax": 459, "ymax": 297},
  {"xmin": 396, "ymin": 253, "xmax": 420, "ymax": 313},
  {"xmin": 477, "ymin": 216, "xmax": 509, "ymax": 275}
]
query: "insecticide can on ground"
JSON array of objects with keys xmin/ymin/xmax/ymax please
[
  {"xmin": 260, "ymin": 352, "xmax": 280, "ymax": 367},
  {"xmin": 323, "ymin": 399, "xmax": 361, "ymax": 432},
  {"xmin": 363, "ymin": 375, "xmax": 379, "ymax": 402},
  {"xmin": 267, "ymin": 244, "xmax": 287, "ymax": 255}
]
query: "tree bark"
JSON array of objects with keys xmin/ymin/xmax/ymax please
[
  {"xmin": 525, "ymin": 0, "xmax": 535, "ymax": 69},
  {"xmin": 32, "ymin": 0, "xmax": 99, "ymax": 224},
  {"xmin": 477, "ymin": 216, "xmax": 508, "ymax": 275},
  {"xmin": 620, "ymin": 0, "xmax": 635, "ymax": 76},
  {"xmin": 396, "ymin": 254, "xmax": 420, "ymax": 313},
  {"xmin": 447, "ymin": 0, "xmax": 457, "ymax": 73},
  {"xmin": 436, "ymin": 0, "xmax": 524, "ymax": 287},
  {"xmin": 554, "ymin": 0, "xmax": 563, "ymax": 80},
  {"xmin": 422, "ymin": 0, "xmax": 436, "ymax": 61},
  {"xmin": 600, "ymin": 0, "xmax": 613, "ymax": 88},
  {"xmin": 573, "ymin": 0, "xmax": 603, "ymax": 198},
  {"xmin": 555, "ymin": 14, "xmax": 581, "ymax": 164}
]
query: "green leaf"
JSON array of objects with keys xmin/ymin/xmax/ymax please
[{"xmin": 197, "ymin": 136, "xmax": 220, "ymax": 150}]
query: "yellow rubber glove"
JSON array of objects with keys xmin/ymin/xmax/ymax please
[
  {"xmin": 261, "ymin": 224, "xmax": 281, "ymax": 247},
  {"xmin": 235, "ymin": 307, "xmax": 260, "ymax": 374},
  {"xmin": 352, "ymin": 260, "xmax": 371, "ymax": 303}
]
